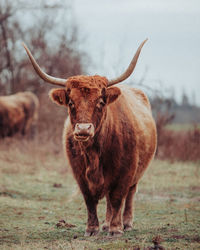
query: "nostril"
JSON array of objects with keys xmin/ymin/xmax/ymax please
[
  {"xmin": 87, "ymin": 124, "xmax": 92, "ymax": 130},
  {"xmin": 75, "ymin": 124, "xmax": 80, "ymax": 131}
]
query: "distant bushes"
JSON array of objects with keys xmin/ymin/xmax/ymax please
[
  {"xmin": 152, "ymin": 94, "xmax": 200, "ymax": 162},
  {"xmin": 156, "ymin": 120, "xmax": 200, "ymax": 162}
]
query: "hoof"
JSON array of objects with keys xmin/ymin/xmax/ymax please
[
  {"xmin": 102, "ymin": 224, "xmax": 109, "ymax": 232},
  {"xmin": 124, "ymin": 224, "xmax": 133, "ymax": 231},
  {"xmin": 108, "ymin": 230, "xmax": 123, "ymax": 237},
  {"xmin": 84, "ymin": 228, "xmax": 99, "ymax": 237}
]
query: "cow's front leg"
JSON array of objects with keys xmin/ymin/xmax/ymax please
[
  {"xmin": 75, "ymin": 148, "xmax": 102, "ymax": 236},
  {"xmin": 108, "ymin": 191, "xmax": 126, "ymax": 236},
  {"xmin": 84, "ymin": 195, "xmax": 99, "ymax": 236},
  {"xmin": 102, "ymin": 194, "xmax": 112, "ymax": 232},
  {"xmin": 77, "ymin": 177, "xmax": 99, "ymax": 236}
]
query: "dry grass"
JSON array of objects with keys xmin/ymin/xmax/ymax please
[{"xmin": 0, "ymin": 136, "xmax": 66, "ymax": 175}]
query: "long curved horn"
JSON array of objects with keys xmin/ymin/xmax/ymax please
[
  {"xmin": 108, "ymin": 39, "xmax": 148, "ymax": 87},
  {"xmin": 22, "ymin": 42, "xmax": 66, "ymax": 87}
]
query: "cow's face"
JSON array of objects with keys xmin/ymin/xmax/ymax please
[{"xmin": 49, "ymin": 75, "xmax": 121, "ymax": 142}]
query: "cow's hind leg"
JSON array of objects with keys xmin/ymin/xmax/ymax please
[
  {"xmin": 123, "ymin": 183, "xmax": 137, "ymax": 231},
  {"xmin": 102, "ymin": 194, "xmax": 112, "ymax": 232}
]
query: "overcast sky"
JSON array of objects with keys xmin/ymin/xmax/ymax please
[{"xmin": 73, "ymin": 0, "xmax": 200, "ymax": 104}]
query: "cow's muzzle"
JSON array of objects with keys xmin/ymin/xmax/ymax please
[{"xmin": 73, "ymin": 123, "xmax": 94, "ymax": 142}]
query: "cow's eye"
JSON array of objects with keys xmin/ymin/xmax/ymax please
[
  {"xmin": 68, "ymin": 100, "xmax": 75, "ymax": 110},
  {"xmin": 68, "ymin": 100, "xmax": 76, "ymax": 116},
  {"xmin": 100, "ymin": 100, "xmax": 105, "ymax": 106},
  {"xmin": 96, "ymin": 99, "xmax": 105, "ymax": 111}
]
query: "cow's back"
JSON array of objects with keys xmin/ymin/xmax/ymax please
[{"xmin": 16, "ymin": 92, "xmax": 39, "ymax": 123}]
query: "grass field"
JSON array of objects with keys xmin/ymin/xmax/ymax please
[
  {"xmin": 0, "ymin": 137, "xmax": 200, "ymax": 249},
  {"xmin": 166, "ymin": 123, "xmax": 200, "ymax": 131}
]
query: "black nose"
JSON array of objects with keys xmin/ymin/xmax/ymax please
[{"xmin": 74, "ymin": 123, "xmax": 94, "ymax": 137}]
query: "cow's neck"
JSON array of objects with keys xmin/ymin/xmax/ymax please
[{"xmin": 78, "ymin": 136, "xmax": 104, "ymax": 196}]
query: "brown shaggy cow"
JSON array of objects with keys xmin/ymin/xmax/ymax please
[
  {"xmin": 0, "ymin": 92, "xmax": 39, "ymax": 138},
  {"xmin": 23, "ymin": 39, "xmax": 157, "ymax": 236}
]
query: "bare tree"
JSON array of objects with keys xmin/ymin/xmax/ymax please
[{"xmin": 0, "ymin": 0, "xmax": 86, "ymax": 95}]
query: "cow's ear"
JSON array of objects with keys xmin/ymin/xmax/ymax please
[
  {"xmin": 106, "ymin": 87, "xmax": 121, "ymax": 104},
  {"xmin": 49, "ymin": 88, "xmax": 69, "ymax": 106}
]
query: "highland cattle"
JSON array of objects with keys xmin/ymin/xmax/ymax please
[{"xmin": 23, "ymin": 39, "xmax": 157, "ymax": 236}]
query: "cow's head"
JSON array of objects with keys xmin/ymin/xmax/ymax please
[
  {"xmin": 49, "ymin": 75, "xmax": 121, "ymax": 141},
  {"xmin": 23, "ymin": 39, "xmax": 147, "ymax": 142}
]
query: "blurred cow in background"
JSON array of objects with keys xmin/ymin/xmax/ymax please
[{"xmin": 0, "ymin": 92, "xmax": 39, "ymax": 138}]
